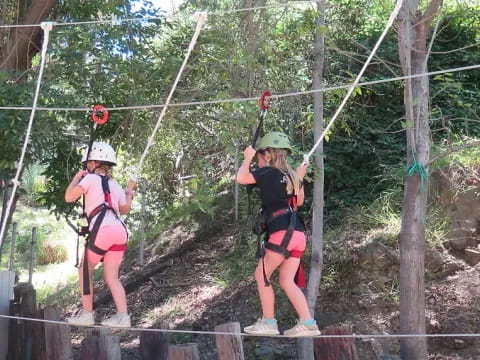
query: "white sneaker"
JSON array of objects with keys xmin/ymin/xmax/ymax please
[
  {"xmin": 101, "ymin": 312, "xmax": 131, "ymax": 328},
  {"xmin": 244, "ymin": 318, "xmax": 280, "ymax": 335},
  {"xmin": 283, "ymin": 320, "xmax": 321, "ymax": 337},
  {"xmin": 66, "ymin": 309, "xmax": 94, "ymax": 327}
]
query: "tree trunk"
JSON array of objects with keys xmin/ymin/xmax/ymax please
[
  {"xmin": 0, "ymin": 0, "xmax": 56, "ymax": 73},
  {"xmin": 396, "ymin": 1, "xmax": 442, "ymax": 359},
  {"xmin": 298, "ymin": 0, "xmax": 326, "ymax": 358}
]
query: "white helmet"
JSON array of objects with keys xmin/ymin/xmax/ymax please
[{"xmin": 81, "ymin": 142, "xmax": 117, "ymax": 165}]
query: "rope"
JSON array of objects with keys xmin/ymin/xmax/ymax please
[
  {"xmin": 134, "ymin": 12, "xmax": 207, "ymax": 180},
  {"xmin": 407, "ymin": 151, "xmax": 429, "ymax": 224},
  {"xmin": 0, "ymin": 63, "xmax": 478, "ymax": 113},
  {"xmin": 0, "ymin": 22, "xmax": 53, "ymax": 250},
  {"xmin": 1, "ymin": 313, "xmax": 480, "ymax": 339},
  {"xmin": 407, "ymin": 152, "xmax": 429, "ymax": 193},
  {"xmin": 0, "ymin": 1, "xmax": 311, "ymax": 29},
  {"xmin": 303, "ymin": 0, "xmax": 403, "ymax": 164}
]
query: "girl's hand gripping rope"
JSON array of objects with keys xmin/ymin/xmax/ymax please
[{"xmin": 296, "ymin": 158, "xmax": 310, "ymax": 181}]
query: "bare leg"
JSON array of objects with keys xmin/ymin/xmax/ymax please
[
  {"xmin": 278, "ymin": 258, "xmax": 311, "ymax": 320},
  {"xmin": 255, "ymin": 250, "xmax": 285, "ymax": 319},
  {"xmin": 103, "ymin": 262, "xmax": 127, "ymax": 313}
]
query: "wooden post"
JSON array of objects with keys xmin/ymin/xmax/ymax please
[
  {"xmin": 33, "ymin": 308, "xmax": 47, "ymax": 360},
  {"xmin": 81, "ymin": 328, "xmax": 121, "ymax": 360},
  {"xmin": 314, "ymin": 327, "xmax": 359, "ymax": 360},
  {"xmin": 215, "ymin": 322, "xmax": 244, "ymax": 360},
  {"xmin": 7, "ymin": 282, "xmax": 37, "ymax": 360},
  {"xmin": 0, "ymin": 271, "xmax": 15, "ymax": 360},
  {"xmin": 168, "ymin": 343, "xmax": 200, "ymax": 360},
  {"xmin": 28, "ymin": 227, "xmax": 36, "ymax": 284},
  {"xmin": 8, "ymin": 222, "xmax": 16, "ymax": 271},
  {"xmin": 44, "ymin": 306, "xmax": 73, "ymax": 360},
  {"xmin": 139, "ymin": 327, "xmax": 170, "ymax": 360}
]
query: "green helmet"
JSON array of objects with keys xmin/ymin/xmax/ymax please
[{"xmin": 257, "ymin": 132, "xmax": 292, "ymax": 153}]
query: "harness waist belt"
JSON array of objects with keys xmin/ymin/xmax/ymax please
[{"xmin": 268, "ymin": 208, "xmax": 291, "ymax": 222}]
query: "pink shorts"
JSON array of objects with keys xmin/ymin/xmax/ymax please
[
  {"xmin": 86, "ymin": 225, "xmax": 127, "ymax": 265},
  {"xmin": 267, "ymin": 230, "xmax": 306, "ymax": 255}
]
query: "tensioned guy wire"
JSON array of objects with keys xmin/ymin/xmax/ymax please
[
  {"xmin": 0, "ymin": 63, "xmax": 478, "ymax": 113},
  {"xmin": 0, "ymin": 22, "xmax": 53, "ymax": 250}
]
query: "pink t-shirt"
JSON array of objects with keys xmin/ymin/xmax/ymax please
[{"xmin": 78, "ymin": 174, "xmax": 127, "ymax": 228}]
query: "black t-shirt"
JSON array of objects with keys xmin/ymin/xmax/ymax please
[{"xmin": 251, "ymin": 166, "xmax": 305, "ymax": 234}]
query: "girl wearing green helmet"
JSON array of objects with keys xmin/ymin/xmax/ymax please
[{"xmin": 237, "ymin": 132, "xmax": 320, "ymax": 337}]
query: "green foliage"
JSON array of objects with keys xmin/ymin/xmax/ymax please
[
  {"xmin": 21, "ymin": 162, "xmax": 48, "ymax": 206},
  {"xmin": 1, "ymin": 207, "xmax": 68, "ymax": 270}
]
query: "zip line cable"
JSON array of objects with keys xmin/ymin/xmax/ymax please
[
  {"xmin": 0, "ymin": 1, "xmax": 312, "ymax": 29},
  {"xmin": 0, "ymin": 63, "xmax": 478, "ymax": 113},
  {"xmin": 134, "ymin": 12, "xmax": 207, "ymax": 179},
  {"xmin": 303, "ymin": 0, "xmax": 403, "ymax": 164},
  {"xmin": 1, "ymin": 313, "xmax": 480, "ymax": 339},
  {"xmin": 0, "ymin": 22, "xmax": 53, "ymax": 251}
]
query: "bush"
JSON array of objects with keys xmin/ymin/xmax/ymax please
[{"xmin": 37, "ymin": 242, "xmax": 68, "ymax": 265}]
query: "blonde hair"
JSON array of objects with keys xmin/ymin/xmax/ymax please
[
  {"xmin": 94, "ymin": 162, "xmax": 113, "ymax": 178},
  {"xmin": 263, "ymin": 148, "xmax": 301, "ymax": 195}
]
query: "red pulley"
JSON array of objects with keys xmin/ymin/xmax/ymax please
[
  {"xmin": 259, "ymin": 91, "xmax": 272, "ymax": 111},
  {"xmin": 92, "ymin": 105, "xmax": 109, "ymax": 125}
]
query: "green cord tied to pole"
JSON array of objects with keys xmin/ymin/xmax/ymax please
[{"xmin": 407, "ymin": 151, "xmax": 429, "ymax": 193}]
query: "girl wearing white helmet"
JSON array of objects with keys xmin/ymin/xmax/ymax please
[
  {"xmin": 65, "ymin": 142, "xmax": 136, "ymax": 328},
  {"xmin": 237, "ymin": 132, "xmax": 320, "ymax": 337}
]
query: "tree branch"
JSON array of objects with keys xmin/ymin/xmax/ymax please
[
  {"xmin": 422, "ymin": 0, "xmax": 443, "ymax": 28},
  {"xmin": 428, "ymin": 141, "xmax": 480, "ymax": 166}
]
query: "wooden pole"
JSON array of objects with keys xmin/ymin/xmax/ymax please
[
  {"xmin": 8, "ymin": 222, "xmax": 16, "ymax": 271},
  {"xmin": 168, "ymin": 343, "xmax": 200, "ymax": 360},
  {"xmin": 28, "ymin": 227, "xmax": 36, "ymax": 284},
  {"xmin": 82, "ymin": 328, "xmax": 121, "ymax": 360},
  {"xmin": 215, "ymin": 322, "xmax": 244, "ymax": 360},
  {"xmin": 313, "ymin": 327, "xmax": 359, "ymax": 360}
]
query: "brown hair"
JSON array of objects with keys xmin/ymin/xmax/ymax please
[{"xmin": 262, "ymin": 148, "xmax": 301, "ymax": 195}]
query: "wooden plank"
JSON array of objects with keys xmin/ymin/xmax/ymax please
[
  {"xmin": 0, "ymin": 271, "xmax": 15, "ymax": 360},
  {"xmin": 44, "ymin": 306, "xmax": 73, "ymax": 360},
  {"xmin": 314, "ymin": 326, "xmax": 359, "ymax": 360},
  {"xmin": 168, "ymin": 343, "xmax": 200, "ymax": 360},
  {"xmin": 139, "ymin": 330, "xmax": 170, "ymax": 360},
  {"xmin": 215, "ymin": 322, "xmax": 244, "ymax": 360}
]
